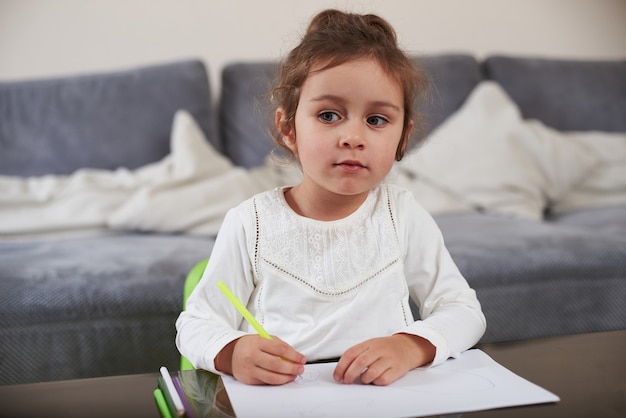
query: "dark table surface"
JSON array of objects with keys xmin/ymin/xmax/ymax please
[{"xmin": 0, "ymin": 330, "xmax": 624, "ymax": 418}]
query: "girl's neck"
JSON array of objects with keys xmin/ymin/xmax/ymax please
[{"xmin": 284, "ymin": 184, "xmax": 370, "ymax": 221}]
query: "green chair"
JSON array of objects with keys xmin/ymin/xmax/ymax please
[
  {"xmin": 180, "ymin": 258, "xmax": 209, "ymax": 371},
  {"xmin": 155, "ymin": 260, "xmax": 208, "ymax": 418}
]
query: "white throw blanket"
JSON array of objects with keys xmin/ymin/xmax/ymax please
[
  {"xmin": 2, "ymin": 82, "xmax": 625, "ymax": 238},
  {"xmin": 0, "ymin": 110, "xmax": 299, "ymax": 237}
]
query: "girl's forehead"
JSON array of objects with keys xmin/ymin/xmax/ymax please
[
  {"xmin": 309, "ymin": 56, "xmax": 386, "ymax": 76},
  {"xmin": 302, "ymin": 58, "xmax": 404, "ymax": 102}
]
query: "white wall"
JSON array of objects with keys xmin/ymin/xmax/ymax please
[{"xmin": 1, "ymin": 0, "xmax": 625, "ymax": 96}]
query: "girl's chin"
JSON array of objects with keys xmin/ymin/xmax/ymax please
[{"xmin": 330, "ymin": 185, "xmax": 374, "ymax": 197}]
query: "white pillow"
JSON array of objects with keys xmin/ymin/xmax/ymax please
[
  {"xmin": 551, "ymin": 131, "xmax": 626, "ymax": 213},
  {"xmin": 393, "ymin": 82, "xmax": 598, "ymax": 220},
  {"xmin": 108, "ymin": 110, "xmax": 299, "ymax": 235},
  {"xmin": 0, "ymin": 109, "xmax": 298, "ymax": 237},
  {"xmin": 109, "ymin": 110, "xmax": 257, "ymax": 235}
]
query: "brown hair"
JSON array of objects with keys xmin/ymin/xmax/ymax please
[{"xmin": 270, "ymin": 9, "xmax": 429, "ymax": 161}]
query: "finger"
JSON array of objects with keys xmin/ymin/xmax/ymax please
[
  {"xmin": 335, "ymin": 345, "xmax": 374, "ymax": 384},
  {"xmin": 359, "ymin": 359, "xmax": 393, "ymax": 385},
  {"xmin": 268, "ymin": 336, "xmax": 307, "ymax": 365},
  {"xmin": 230, "ymin": 335, "xmax": 301, "ymax": 385},
  {"xmin": 252, "ymin": 363, "xmax": 302, "ymax": 385},
  {"xmin": 333, "ymin": 344, "xmax": 363, "ymax": 382},
  {"xmin": 238, "ymin": 364, "xmax": 298, "ymax": 385},
  {"xmin": 371, "ymin": 368, "xmax": 407, "ymax": 386},
  {"xmin": 232, "ymin": 348, "xmax": 302, "ymax": 385},
  {"xmin": 255, "ymin": 337, "xmax": 306, "ymax": 377},
  {"xmin": 257, "ymin": 349, "xmax": 305, "ymax": 378}
]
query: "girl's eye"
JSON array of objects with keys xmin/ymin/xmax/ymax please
[
  {"xmin": 319, "ymin": 111, "xmax": 340, "ymax": 123},
  {"xmin": 367, "ymin": 115, "xmax": 387, "ymax": 127}
]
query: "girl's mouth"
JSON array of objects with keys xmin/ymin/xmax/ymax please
[{"xmin": 335, "ymin": 160, "xmax": 366, "ymax": 171}]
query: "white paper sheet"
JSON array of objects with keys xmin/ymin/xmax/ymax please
[{"xmin": 222, "ymin": 349, "xmax": 559, "ymax": 418}]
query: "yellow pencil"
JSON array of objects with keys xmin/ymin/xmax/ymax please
[{"xmin": 217, "ymin": 281, "xmax": 272, "ymax": 340}]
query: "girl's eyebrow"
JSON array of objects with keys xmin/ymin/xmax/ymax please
[{"xmin": 310, "ymin": 94, "xmax": 401, "ymax": 112}]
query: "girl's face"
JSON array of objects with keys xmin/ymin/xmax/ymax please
[{"xmin": 278, "ymin": 58, "xmax": 411, "ymax": 203}]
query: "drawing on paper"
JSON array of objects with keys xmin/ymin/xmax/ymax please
[{"xmin": 295, "ymin": 368, "xmax": 321, "ymax": 385}]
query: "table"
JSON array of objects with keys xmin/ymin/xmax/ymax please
[
  {"xmin": 468, "ymin": 330, "xmax": 625, "ymax": 417},
  {"xmin": 0, "ymin": 330, "xmax": 623, "ymax": 418}
]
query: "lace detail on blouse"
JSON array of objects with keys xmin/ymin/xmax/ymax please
[{"xmin": 253, "ymin": 186, "xmax": 401, "ymax": 296}]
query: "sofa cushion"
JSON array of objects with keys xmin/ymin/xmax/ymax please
[
  {"xmin": 485, "ymin": 56, "xmax": 626, "ymax": 132},
  {"xmin": 548, "ymin": 204, "xmax": 626, "ymax": 235},
  {"xmin": 434, "ymin": 212, "xmax": 626, "ymax": 342},
  {"xmin": 0, "ymin": 60, "xmax": 217, "ymax": 176},
  {"xmin": 0, "ymin": 232, "xmax": 215, "ymax": 384}
]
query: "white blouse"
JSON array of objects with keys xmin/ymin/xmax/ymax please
[{"xmin": 176, "ymin": 184, "xmax": 486, "ymax": 374}]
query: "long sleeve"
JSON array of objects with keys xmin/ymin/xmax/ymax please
[
  {"xmin": 175, "ymin": 207, "xmax": 256, "ymax": 374},
  {"xmin": 395, "ymin": 188, "xmax": 486, "ymax": 366}
]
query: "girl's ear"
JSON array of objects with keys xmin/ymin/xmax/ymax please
[{"xmin": 275, "ymin": 108, "xmax": 297, "ymax": 152}]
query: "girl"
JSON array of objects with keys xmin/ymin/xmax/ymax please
[{"xmin": 176, "ymin": 9, "xmax": 486, "ymax": 386}]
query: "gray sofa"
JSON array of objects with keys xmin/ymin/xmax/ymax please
[{"xmin": 1, "ymin": 55, "xmax": 625, "ymax": 385}]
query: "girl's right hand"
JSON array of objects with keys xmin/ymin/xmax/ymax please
[{"xmin": 216, "ymin": 335, "xmax": 306, "ymax": 385}]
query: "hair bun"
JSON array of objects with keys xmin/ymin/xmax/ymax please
[{"xmin": 306, "ymin": 9, "xmax": 398, "ymax": 45}]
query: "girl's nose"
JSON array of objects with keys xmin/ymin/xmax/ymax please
[
  {"xmin": 341, "ymin": 137, "xmax": 365, "ymax": 149},
  {"xmin": 340, "ymin": 122, "xmax": 365, "ymax": 149}
]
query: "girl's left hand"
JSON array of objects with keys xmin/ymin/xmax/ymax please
[{"xmin": 333, "ymin": 333, "xmax": 435, "ymax": 385}]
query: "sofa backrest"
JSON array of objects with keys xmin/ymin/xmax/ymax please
[
  {"xmin": 3, "ymin": 55, "xmax": 623, "ymax": 175},
  {"xmin": 219, "ymin": 62, "xmax": 280, "ymax": 169},
  {"xmin": 414, "ymin": 54, "xmax": 483, "ymax": 136},
  {"xmin": 485, "ymin": 56, "xmax": 626, "ymax": 132},
  {"xmin": 0, "ymin": 60, "xmax": 217, "ymax": 176}
]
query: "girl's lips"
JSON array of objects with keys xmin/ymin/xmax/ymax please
[{"xmin": 335, "ymin": 160, "xmax": 366, "ymax": 171}]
